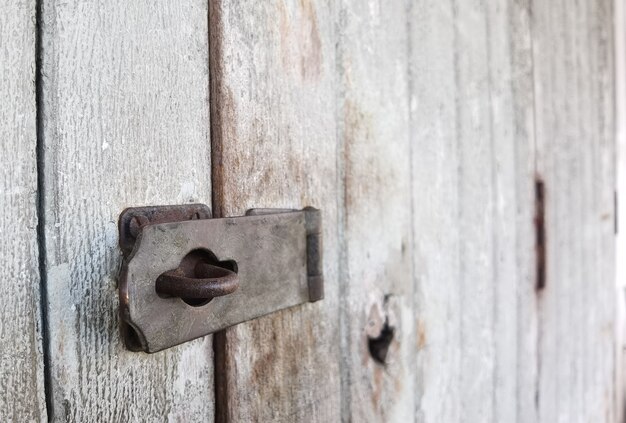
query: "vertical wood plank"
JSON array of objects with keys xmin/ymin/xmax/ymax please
[
  {"xmin": 409, "ymin": 0, "xmax": 461, "ymax": 420},
  {"xmin": 411, "ymin": 0, "xmax": 616, "ymax": 421},
  {"xmin": 453, "ymin": 0, "xmax": 498, "ymax": 419},
  {"xmin": 410, "ymin": 0, "xmax": 538, "ymax": 422},
  {"xmin": 531, "ymin": 0, "xmax": 616, "ymax": 421},
  {"xmin": 616, "ymin": 0, "xmax": 626, "ymax": 418},
  {"xmin": 39, "ymin": 1, "xmax": 214, "ymax": 420},
  {"xmin": 337, "ymin": 0, "xmax": 415, "ymax": 421},
  {"xmin": 507, "ymin": 1, "xmax": 541, "ymax": 422},
  {"xmin": 210, "ymin": 1, "xmax": 341, "ymax": 421},
  {"xmin": 485, "ymin": 2, "xmax": 538, "ymax": 422},
  {"xmin": 0, "ymin": 0, "xmax": 47, "ymax": 420}
]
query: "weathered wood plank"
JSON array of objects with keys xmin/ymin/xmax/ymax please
[
  {"xmin": 39, "ymin": 1, "xmax": 214, "ymax": 420},
  {"xmin": 337, "ymin": 0, "xmax": 415, "ymax": 421},
  {"xmin": 531, "ymin": 0, "xmax": 616, "ymax": 421},
  {"xmin": 452, "ymin": 0, "xmax": 498, "ymax": 419},
  {"xmin": 616, "ymin": 0, "xmax": 626, "ymax": 418},
  {"xmin": 209, "ymin": 0, "xmax": 617, "ymax": 421},
  {"xmin": 411, "ymin": 0, "xmax": 617, "ymax": 421},
  {"xmin": 410, "ymin": 0, "xmax": 538, "ymax": 422},
  {"xmin": 486, "ymin": 2, "xmax": 538, "ymax": 422},
  {"xmin": 209, "ymin": 1, "xmax": 341, "ymax": 421},
  {"xmin": 507, "ymin": 2, "xmax": 541, "ymax": 422},
  {"xmin": 0, "ymin": 0, "xmax": 47, "ymax": 420},
  {"xmin": 409, "ymin": 0, "xmax": 461, "ymax": 420}
]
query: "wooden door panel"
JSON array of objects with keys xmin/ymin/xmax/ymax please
[
  {"xmin": 210, "ymin": 1, "xmax": 618, "ymax": 422},
  {"xmin": 4, "ymin": 0, "xmax": 614, "ymax": 421},
  {"xmin": 39, "ymin": 1, "xmax": 214, "ymax": 420},
  {"xmin": 209, "ymin": 1, "xmax": 341, "ymax": 421},
  {"xmin": 409, "ymin": 0, "xmax": 617, "ymax": 421},
  {"xmin": 532, "ymin": 1, "xmax": 616, "ymax": 421},
  {"xmin": 409, "ymin": 0, "xmax": 541, "ymax": 421},
  {"xmin": 211, "ymin": 0, "xmax": 419, "ymax": 420},
  {"xmin": 0, "ymin": 1, "xmax": 47, "ymax": 420}
]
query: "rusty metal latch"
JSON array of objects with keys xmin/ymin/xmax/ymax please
[{"xmin": 117, "ymin": 204, "xmax": 323, "ymax": 353}]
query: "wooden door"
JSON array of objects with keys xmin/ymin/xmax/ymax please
[{"xmin": 0, "ymin": 0, "xmax": 619, "ymax": 422}]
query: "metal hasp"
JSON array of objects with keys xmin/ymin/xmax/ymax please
[{"xmin": 118, "ymin": 204, "xmax": 323, "ymax": 353}]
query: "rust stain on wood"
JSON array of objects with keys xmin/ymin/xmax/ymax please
[
  {"xmin": 371, "ymin": 364, "xmax": 384, "ymax": 411},
  {"xmin": 343, "ymin": 99, "xmax": 388, "ymax": 214},
  {"xmin": 278, "ymin": 0, "xmax": 323, "ymax": 82},
  {"xmin": 299, "ymin": 0, "xmax": 322, "ymax": 81},
  {"xmin": 417, "ymin": 320, "xmax": 426, "ymax": 350},
  {"xmin": 278, "ymin": 1, "xmax": 291, "ymax": 72}
]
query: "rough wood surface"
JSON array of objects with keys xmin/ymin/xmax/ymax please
[
  {"xmin": 409, "ymin": 1, "xmax": 462, "ymax": 420},
  {"xmin": 27, "ymin": 0, "xmax": 617, "ymax": 420},
  {"xmin": 532, "ymin": 0, "xmax": 617, "ymax": 421},
  {"xmin": 209, "ymin": 0, "xmax": 617, "ymax": 422},
  {"xmin": 410, "ymin": 1, "xmax": 537, "ymax": 421},
  {"xmin": 0, "ymin": 0, "xmax": 47, "ymax": 420},
  {"xmin": 209, "ymin": 1, "xmax": 341, "ymax": 421},
  {"xmin": 337, "ymin": 0, "xmax": 416, "ymax": 421},
  {"xmin": 39, "ymin": 1, "xmax": 214, "ymax": 420},
  {"xmin": 616, "ymin": 0, "xmax": 626, "ymax": 419},
  {"xmin": 409, "ymin": 0, "xmax": 617, "ymax": 421}
]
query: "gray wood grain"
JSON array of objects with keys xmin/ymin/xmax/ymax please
[
  {"xmin": 409, "ymin": 1, "xmax": 462, "ymax": 420},
  {"xmin": 337, "ymin": 0, "xmax": 416, "ymax": 420},
  {"xmin": 616, "ymin": 0, "xmax": 626, "ymax": 419},
  {"xmin": 0, "ymin": 0, "xmax": 47, "ymax": 420},
  {"xmin": 212, "ymin": 0, "xmax": 617, "ymax": 421},
  {"xmin": 209, "ymin": 1, "xmax": 341, "ymax": 421},
  {"xmin": 453, "ymin": 1, "xmax": 498, "ymax": 419},
  {"xmin": 507, "ymin": 2, "xmax": 541, "ymax": 422},
  {"xmin": 409, "ymin": 0, "xmax": 618, "ymax": 421},
  {"xmin": 39, "ymin": 1, "xmax": 214, "ymax": 420},
  {"xmin": 409, "ymin": 1, "xmax": 536, "ymax": 421},
  {"xmin": 6, "ymin": 0, "xmax": 614, "ymax": 420},
  {"xmin": 532, "ymin": 0, "xmax": 617, "ymax": 421}
]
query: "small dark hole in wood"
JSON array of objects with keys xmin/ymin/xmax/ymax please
[{"xmin": 368, "ymin": 321, "xmax": 394, "ymax": 365}]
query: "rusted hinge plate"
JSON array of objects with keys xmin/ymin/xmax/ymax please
[{"xmin": 118, "ymin": 204, "xmax": 323, "ymax": 353}]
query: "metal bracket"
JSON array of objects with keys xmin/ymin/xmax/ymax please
[{"xmin": 118, "ymin": 204, "xmax": 323, "ymax": 353}]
